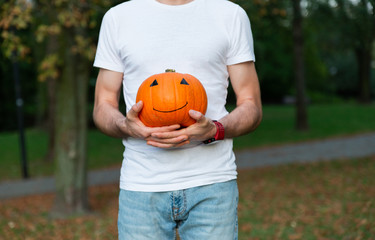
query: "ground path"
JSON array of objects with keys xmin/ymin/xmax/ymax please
[{"xmin": 1, "ymin": 132, "xmax": 375, "ymax": 199}]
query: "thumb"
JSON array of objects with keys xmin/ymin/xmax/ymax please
[
  {"xmin": 128, "ymin": 101, "xmax": 143, "ymax": 118},
  {"xmin": 189, "ymin": 110, "xmax": 204, "ymax": 122}
]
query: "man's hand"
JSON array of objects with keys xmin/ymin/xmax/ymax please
[
  {"xmin": 118, "ymin": 101, "xmax": 182, "ymax": 140},
  {"xmin": 93, "ymin": 68, "xmax": 182, "ymax": 140},
  {"xmin": 147, "ymin": 110, "xmax": 217, "ymax": 148}
]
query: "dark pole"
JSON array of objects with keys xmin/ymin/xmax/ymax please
[{"xmin": 12, "ymin": 51, "xmax": 29, "ymax": 179}]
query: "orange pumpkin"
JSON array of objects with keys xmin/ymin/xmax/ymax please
[{"xmin": 136, "ymin": 69, "xmax": 207, "ymax": 127}]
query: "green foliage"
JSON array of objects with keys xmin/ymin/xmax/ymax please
[
  {"xmin": 33, "ymin": 0, "xmax": 122, "ymax": 82},
  {"xmin": 303, "ymin": 24, "xmax": 331, "ymax": 96},
  {"xmin": 0, "ymin": 0, "xmax": 124, "ymax": 131},
  {"xmin": 0, "ymin": 0, "xmax": 38, "ymax": 131},
  {"xmin": 236, "ymin": 0, "xmax": 294, "ymax": 103},
  {"xmin": 234, "ymin": 0, "xmax": 375, "ymax": 103},
  {"xmin": 0, "ymin": 0, "xmax": 33, "ymax": 59},
  {"xmin": 306, "ymin": 0, "xmax": 375, "ymax": 100}
]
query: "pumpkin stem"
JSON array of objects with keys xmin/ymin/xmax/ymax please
[{"xmin": 165, "ymin": 69, "xmax": 176, "ymax": 73}]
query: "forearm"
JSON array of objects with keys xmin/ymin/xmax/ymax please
[
  {"xmin": 219, "ymin": 99, "xmax": 262, "ymax": 139},
  {"xmin": 93, "ymin": 102, "xmax": 127, "ymax": 138},
  {"xmin": 220, "ymin": 61, "xmax": 262, "ymax": 139}
]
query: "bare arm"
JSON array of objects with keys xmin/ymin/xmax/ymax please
[
  {"xmin": 93, "ymin": 69, "xmax": 127, "ymax": 138},
  {"xmin": 219, "ymin": 61, "xmax": 262, "ymax": 138},
  {"xmin": 93, "ymin": 68, "xmax": 181, "ymax": 139}
]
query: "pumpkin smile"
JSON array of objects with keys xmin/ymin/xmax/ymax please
[{"xmin": 153, "ymin": 102, "xmax": 188, "ymax": 113}]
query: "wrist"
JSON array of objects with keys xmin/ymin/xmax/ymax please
[
  {"xmin": 114, "ymin": 117, "xmax": 128, "ymax": 138},
  {"xmin": 203, "ymin": 120, "xmax": 225, "ymax": 144}
]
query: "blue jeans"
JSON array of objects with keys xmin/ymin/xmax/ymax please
[{"xmin": 118, "ymin": 180, "xmax": 238, "ymax": 240}]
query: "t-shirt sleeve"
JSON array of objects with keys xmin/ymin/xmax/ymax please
[
  {"xmin": 93, "ymin": 9, "xmax": 124, "ymax": 73},
  {"xmin": 226, "ymin": 6, "xmax": 255, "ymax": 65}
]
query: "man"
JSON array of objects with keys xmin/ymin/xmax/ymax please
[{"xmin": 93, "ymin": 0, "xmax": 262, "ymax": 239}]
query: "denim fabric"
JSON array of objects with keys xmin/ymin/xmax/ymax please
[{"xmin": 118, "ymin": 180, "xmax": 238, "ymax": 240}]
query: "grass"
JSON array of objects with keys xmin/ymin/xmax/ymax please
[
  {"xmin": 0, "ymin": 156, "xmax": 374, "ymax": 239},
  {"xmin": 0, "ymin": 129, "xmax": 124, "ymax": 181},
  {"xmin": 234, "ymin": 103, "xmax": 375, "ymax": 149},
  {"xmin": 0, "ymin": 102, "xmax": 374, "ymax": 181},
  {"xmin": 237, "ymin": 157, "xmax": 375, "ymax": 239}
]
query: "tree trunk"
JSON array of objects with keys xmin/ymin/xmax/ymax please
[
  {"xmin": 51, "ymin": 27, "xmax": 89, "ymax": 217},
  {"xmin": 73, "ymin": 26, "xmax": 90, "ymax": 213},
  {"xmin": 292, "ymin": 0, "xmax": 309, "ymax": 131},
  {"xmin": 356, "ymin": 46, "xmax": 372, "ymax": 103},
  {"xmin": 45, "ymin": 35, "xmax": 58, "ymax": 162},
  {"xmin": 35, "ymin": 81, "xmax": 47, "ymax": 128}
]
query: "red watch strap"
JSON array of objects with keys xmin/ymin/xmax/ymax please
[
  {"xmin": 203, "ymin": 120, "xmax": 225, "ymax": 144},
  {"xmin": 214, "ymin": 121, "xmax": 225, "ymax": 140}
]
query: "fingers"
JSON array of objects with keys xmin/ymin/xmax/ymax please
[
  {"xmin": 123, "ymin": 101, "xmax": 184, "ymax": 141},
  {"xmin": 147, "ymin": 128, "xmax": 189, "ymax": 148},
  {"xmin": 151, "ymin": 128, "xmax": 184, "ymax": 139},
  {"xmin": 151, "ymin": 110, "xmax": 212, "ymax": 143},
  {"xmin": 147, "ymin": 141, "xmax": 190, "ymax": 148},
  {"xmin": 152, "ymin": 124, "xmax": 181, "ymax": 133},
  {"xmin": 128, "ymin": 123, "xmax": 181, "ymax": 140},
  {"xmin": 126, "ymin": 106, "xmax": 210, "ymax": 148},
  {"xmin": 146, "ymin": 136, "xmax": 190, "ymax": 148}
]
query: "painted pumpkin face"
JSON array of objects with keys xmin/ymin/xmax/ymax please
[{"xmin": 136, "ymin": 69, "xmax": 207, "ymax": 127}]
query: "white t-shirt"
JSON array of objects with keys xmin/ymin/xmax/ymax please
[{"xmin": 94, "ymin": 0, "xmax": 255, "ymax": 192}]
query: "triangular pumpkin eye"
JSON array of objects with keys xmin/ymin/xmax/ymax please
[
  {"xmin": 150, "ymin": 79, "xmax": 158, "ymax": 87},
  {"xmin": 180, "ymin": 78, "xmax": 189, "ymax": 85}
]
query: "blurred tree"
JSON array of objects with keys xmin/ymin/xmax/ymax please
[
  {"xmin": 292, "ymin": 0, "xmax": 309, "ymax": 130},
  {"xmin": 237, "ymin": 0, "xmax": 310, "ymax": 129},
  {"xmin": 235, "ymin": 0, "xmax": 294, "ymax": 103},
  {"xmin": 1, "ymin": 0, "xmax": 122, "ymax": 217},
  {"xmin": 0, "ymin": 0, "xmax": 37, "ymax": 131},
  {"xmin": 344, "ymin": 0, "xmax": 375, "ymax": 103},
  {"xmin": 33, "ymin": 0, "xmax": 117, "ymax": 217},
  {"xmin": 310, "ymin": 0, "xmax": 375, "ymax": 103}
]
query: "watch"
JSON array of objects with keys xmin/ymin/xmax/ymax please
[{"xmin": 203, "ymin": 120, "xmax": 225, "ymax": 144}]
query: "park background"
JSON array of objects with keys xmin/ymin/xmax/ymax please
[{"xmin": 0, "ymin": 0, "xmax": 375, "ymax": 239}]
